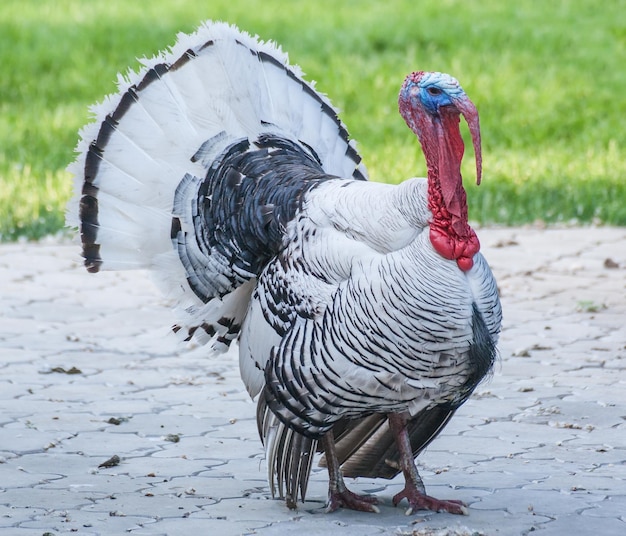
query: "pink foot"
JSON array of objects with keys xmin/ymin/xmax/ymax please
[
  {"xmin": 393, "ymin": 486, "xmax": 468, "ymax": 516},
  {"xmin": 327, "ymin": 488, "xmax": 380, "ymax": 513}
]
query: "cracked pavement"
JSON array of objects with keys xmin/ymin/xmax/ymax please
[{"xmin": 1, "ymin": 227, "xmax": 625, "ymax": 535}]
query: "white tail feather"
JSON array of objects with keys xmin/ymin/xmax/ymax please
[{"xmin": 67, "ymin": 20, "xmax": 367, "ymax": 348}]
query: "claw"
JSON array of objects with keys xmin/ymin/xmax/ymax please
[
  {"xmin": 394, "ymin": 486, "xmax": 468, "ymax": 515},
  {"xmin": 322, "ymin": 432, "xmax": 380, "ymax": 514},
  {"xmin": 327, "ymin": 488, "xmax": 380, "ymax": 513}
]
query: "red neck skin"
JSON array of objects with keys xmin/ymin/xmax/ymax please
[
  {"xmin": 427, "ymin": 107, "xmax": 479, "ymax": 271},
  {"xmin": 406, "ymin": 105, "xmax": 479, "ymax": 271}
]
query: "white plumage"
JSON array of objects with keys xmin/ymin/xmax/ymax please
[
  {"xmin": 67, "ymin": 21, "xmax": 366, "ymax": 346},
  {"xmin": 68, "ymin": 21, "xmax": 501, "ymax": 515}
]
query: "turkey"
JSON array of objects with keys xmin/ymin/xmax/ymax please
[{"xmin": 67, "ymin": 21, "xmax": 501, "ymax": 516}]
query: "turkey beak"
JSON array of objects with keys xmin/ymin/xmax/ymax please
[{"xmin": 454, "ymin": 96, "xmax": 482, "ymax": 185}]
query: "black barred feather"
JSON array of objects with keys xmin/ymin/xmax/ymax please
[
  {"xmin": 332, "ymin": 305, "xmax": 496, "ymax": 480},
  {"xmin": 171, "ymin": 133, "xmax": 334, "ymax": 304}
]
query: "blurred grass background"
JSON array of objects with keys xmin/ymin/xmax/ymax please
[{"xmin": 1, "ymin": 0, "xmax": 625, "ymax": 240}]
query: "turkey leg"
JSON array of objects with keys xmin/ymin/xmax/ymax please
[
  {"xmin": 388, "ymin": 413, "xmax": 468, "ymax": 515},
  {"xmin": 322, "ymin": 432, "xmax": 380, "ymax": 513}
]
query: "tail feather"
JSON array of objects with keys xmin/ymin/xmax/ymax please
[
  {"xmin": 323, "ymin": 414, "xmax": 388, "ymax": 462},
  {"xmin": 67, "ymin": 21, "xmax": 367, "ymax": 348},
  {"xmin": 258, "ymin": 395, "xmax": 317, "ymax": 507}
]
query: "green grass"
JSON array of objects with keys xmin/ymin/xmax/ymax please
[{"xmin": 1, "ymin": 0, "xmax": 625, "ymax": 240}]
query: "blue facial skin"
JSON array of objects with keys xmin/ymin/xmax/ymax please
[{"xmin": 403, "ymin": 72, "xmax": 466, "ymax": 116}]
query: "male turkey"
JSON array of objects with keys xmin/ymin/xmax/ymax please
[{"xmin": 67, "ymin": 21, "xmax": 501, "ymax": 515}]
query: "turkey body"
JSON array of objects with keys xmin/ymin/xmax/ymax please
[
  {"xmin": 242, "ymin": 176, "xmax": 500, "ymax": 434},
  {"xmin": 68, "ymin": 21, "xmax": 501, "ymax": 515}
]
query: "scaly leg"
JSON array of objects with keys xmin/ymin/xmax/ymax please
[
  {"xmin": 388, "ymin": 413, "xmax": 468, "ymax": 515},
  {"xmin": 322, "ymin": 432, "xmax": 380, "ymax": 513}
]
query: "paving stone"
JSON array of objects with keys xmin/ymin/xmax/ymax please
[
  {"xmin": 18, "ymin": 508, "xmax": 158, "ymax": 535},
  {"xmin": 0, "ymin": 504, "xmax": 49, "ymax": 529},
  {"xmin": 132, "ymin": 515, "xmax": 270, "ymax": 536},
  {"xmin": 580, "ymin": 494, "xmax": 626, "ymax": 518},
  {"xmin": 252, "ymin": 516, "xmax": 387, "ymax": 535},
  {"xmin": 538, "ymin": 512, "xmax": 626, "ymax": 536},
  {"xmin": 0, "ymin": 484, "xmax": 95, "ymax": 510}
]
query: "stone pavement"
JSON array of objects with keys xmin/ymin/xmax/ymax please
[{"xmin": 0, "ymin": 227, "xmax": 625, "ymax": 536}]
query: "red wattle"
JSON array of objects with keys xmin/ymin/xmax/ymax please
[
  {"xmin": 430, "ymin": 226, "xmax": 479, "ymax": 271},
  {"xmin": 456, "ymin": 255, "xmax": 474, "ymax": 272}
]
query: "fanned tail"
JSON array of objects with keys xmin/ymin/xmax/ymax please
[{"xmin": 67, "ymin": 21, "xmax": 367, "ymax": 348}]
